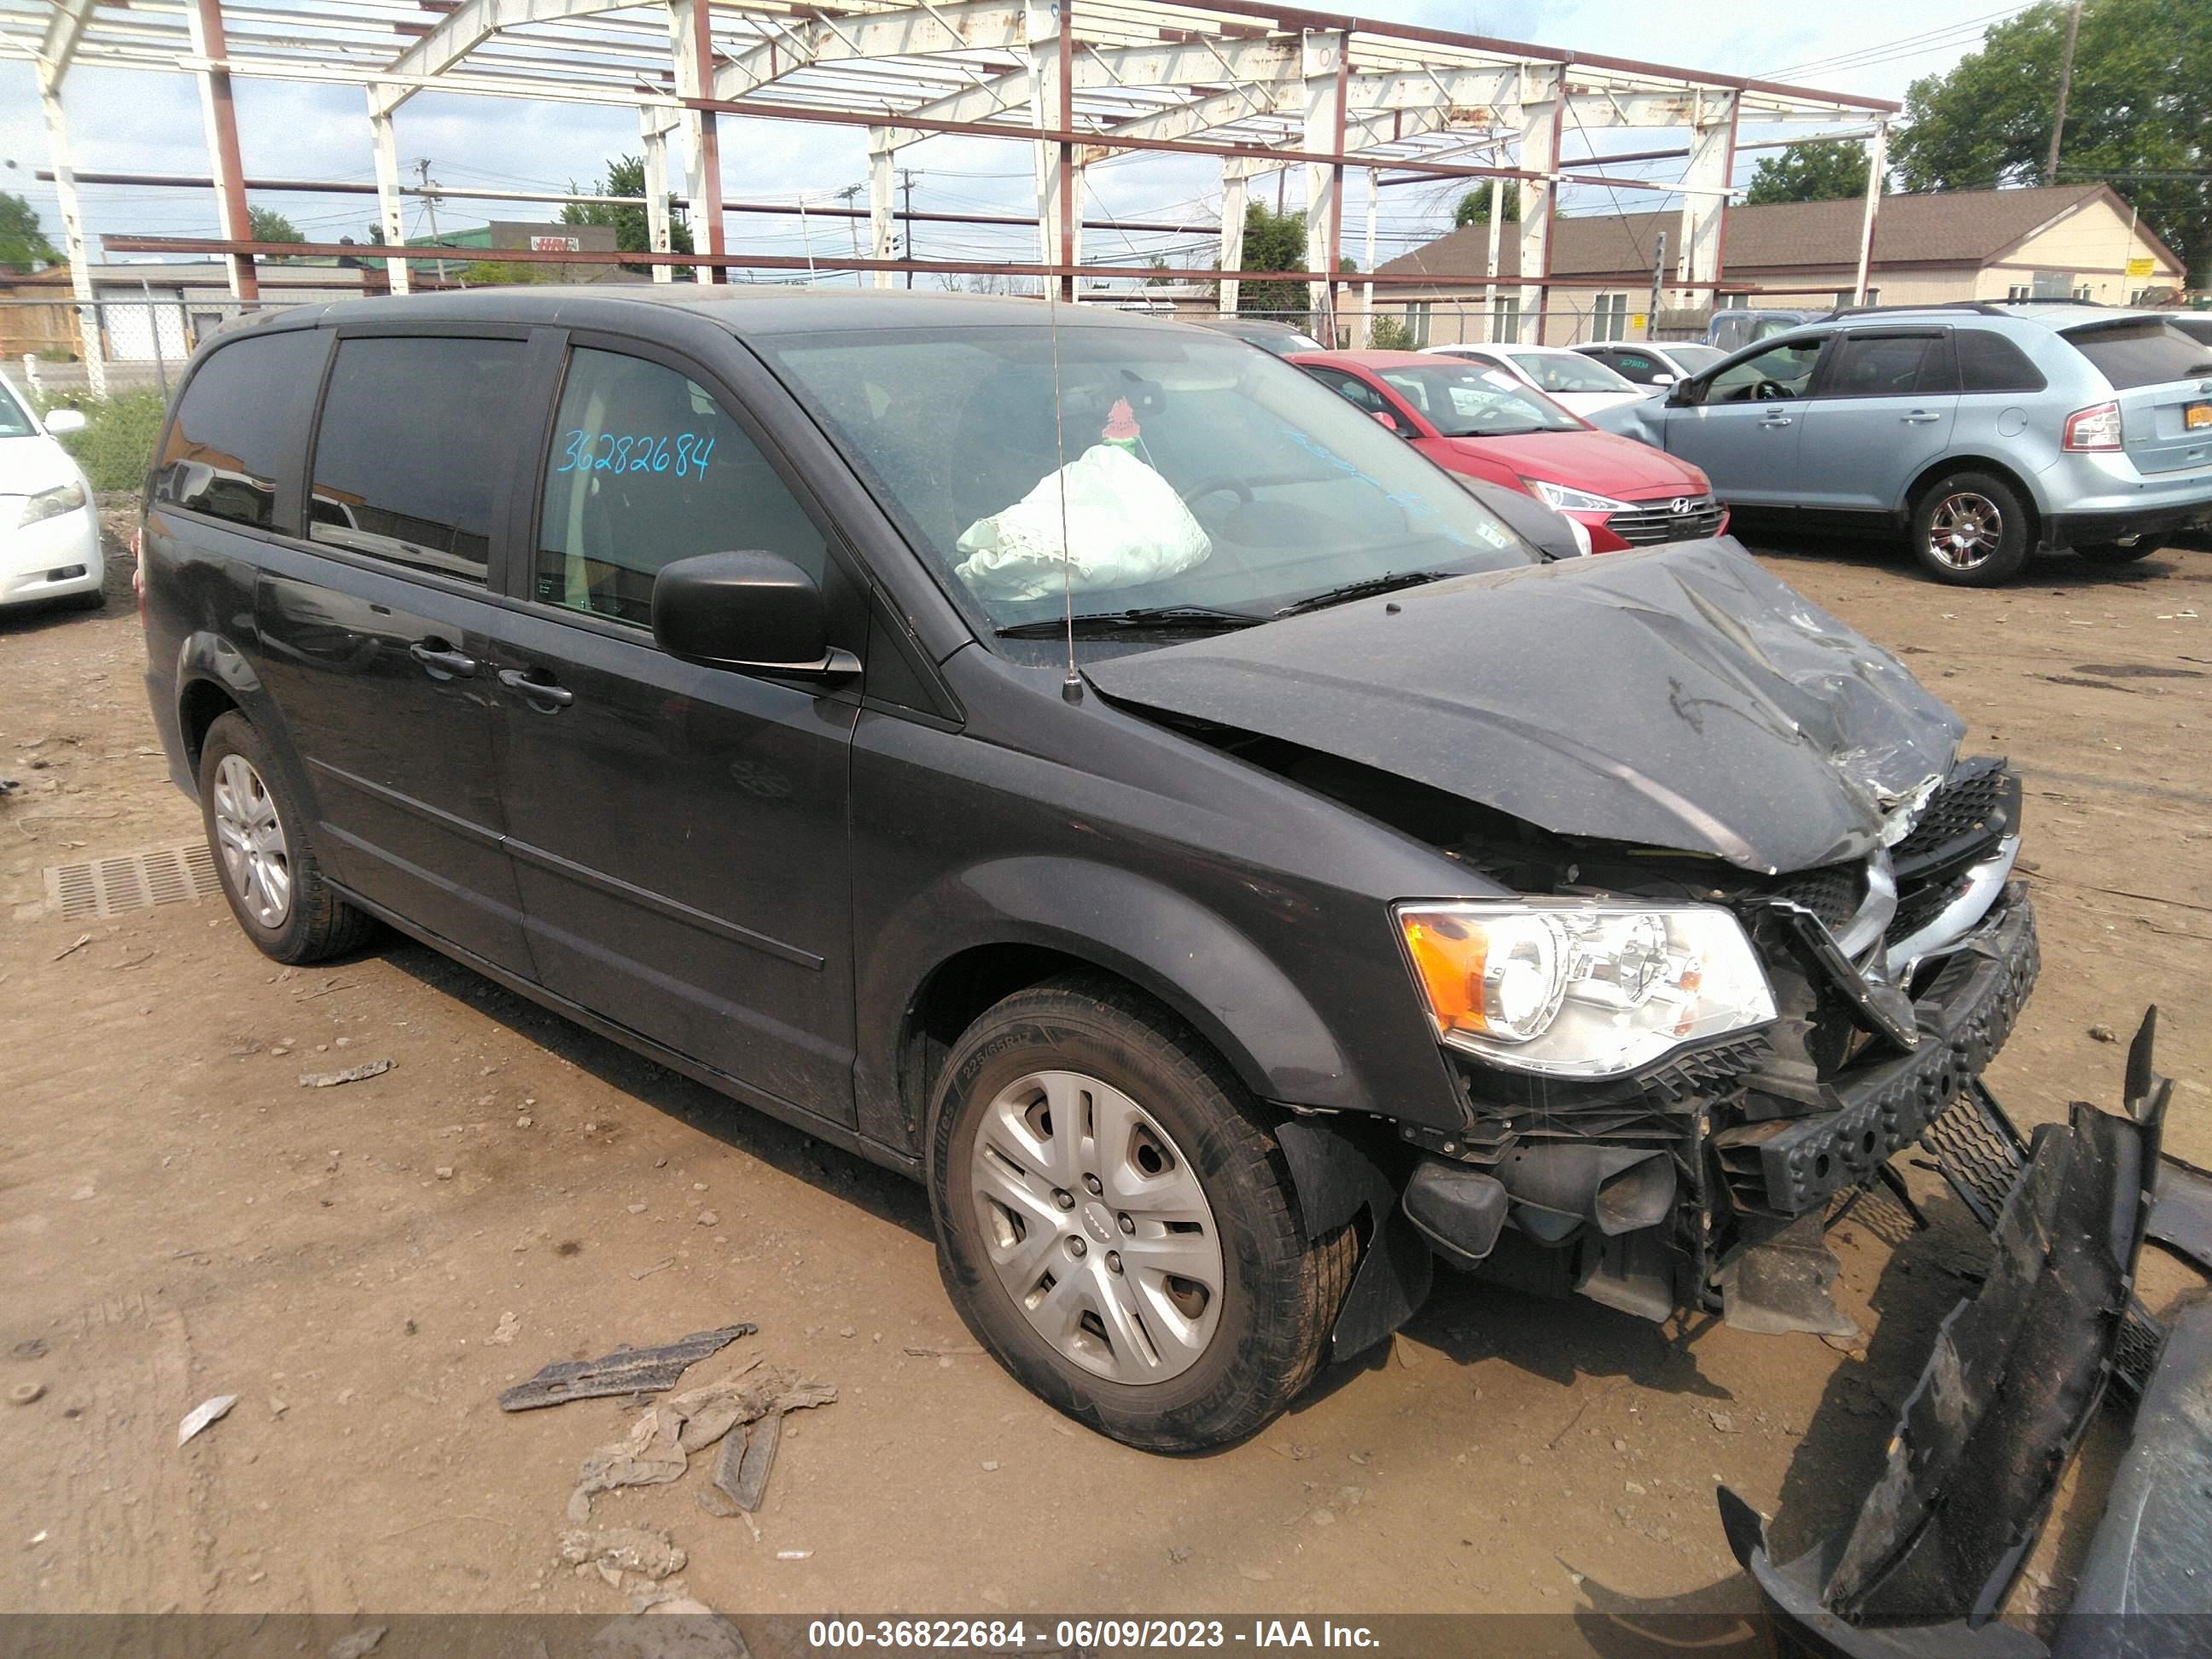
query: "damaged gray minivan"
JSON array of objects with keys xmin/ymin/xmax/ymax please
[{"xmin": 143, "ymin": 289, "xmax": 2040, "ymax": 1456}]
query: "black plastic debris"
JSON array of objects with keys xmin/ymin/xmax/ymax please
[
  {"xmin": 498, "ymin": 1324, "xmax": 756, "ymax": 1412},
  {"xmin": 1718, "ymin": 1008, "xmax": 2212, "ymax": 1656}
]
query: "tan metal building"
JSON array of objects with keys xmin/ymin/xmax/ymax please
[{"xmin": 1370, "ymin": 183, "xmax": 2189, "ymax": 347}]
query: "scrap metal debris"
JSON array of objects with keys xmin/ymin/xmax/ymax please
[
  {"xmin": 298, "ymin": 1059, "xmax": 395, "ymax": 1088},
  {"xmin": 498, "ymin": 1324, "xmax": 756, "ymax": 1413},
  {"xmin": 178, "ymin": 1394, "xmax": 237, "ymax": 1447}
]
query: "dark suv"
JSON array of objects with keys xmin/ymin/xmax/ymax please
[{"xmin": 140, "ymin": 288, "xmax": 2037, "ymax": 1452}]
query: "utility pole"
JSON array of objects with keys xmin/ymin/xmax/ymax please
[
  {"xmin": 899, "ymin": 169, "xmax": 917, "ymax": 288},
  {"xmin": 1646, "ymin": 230, "xmax": 1665, "ymax": 342},
  {"xmin": 835, "ymin": 183, "xmax": 864, "ymax": 287},
  {"xmin": 2047, "ymin": 0, "xmax": 2081, "ymax": 184},
  {"xmin": 415, "ymin": 158, "xmax": 450, "ymax": 286}
]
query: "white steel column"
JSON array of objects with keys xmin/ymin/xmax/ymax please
[
  {"xmin": 641, "ymin": 111, "xmax": 673, "ymax": 283},
  {"xmin": 1674, "ymin": 90, "xmax": 1737, "ymax": 309},
  {"xmin": 1516, "ymin": 69, "xmax": 1560, "ymax": 344},
  {"xmin": 867, "ymin": 133, "xmax": 897, "ymax": 289},
  {"xmin": 1360, "ymin": 167, "xmax": 1377, "ymax": 344},
  {"xmin": 1024, "ymin": 0, "xmax": 1071, "ymax": 290},
  {"xmin": 1853, "ymin": 121, "xmax": 1889, "ymax": 305},
  {"xmin": 1217, "ymin": 165, "xmax": 1249, "ymax": 316},
  {"xmin": 1301, "ymin": 28, "xmax": 1346, "ymax": 336},
  {"xmin": 668, "ymin": 0, "xmax": 725, "ymax": 283},
  {"xmin": 1484, "ymin": 176, "xmax": 1503, "ymax": 341},
  {"xmin": 368, "ymin": 94, "xmax": 411, "ymax": 295},
  {"xmin": 37, "ymin": 88, "xmax": 105, "ymax": 398}
]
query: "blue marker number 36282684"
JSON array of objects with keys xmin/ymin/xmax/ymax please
[{"xmin": 556, "ymin": 429, "xmax": 717, "ymax": 480}]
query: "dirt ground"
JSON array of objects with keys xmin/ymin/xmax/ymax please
[{"xmin": 3, "ymin": 511, "xmax": 2207, "ymax": 1629}]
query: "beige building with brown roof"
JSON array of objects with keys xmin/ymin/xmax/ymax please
[{"xmin": 1368, "ymin": 184, "xmax": 2187, "ymax": 348}]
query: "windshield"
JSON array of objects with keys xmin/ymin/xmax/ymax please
[
  {"xmin": 0, "ymin": 380, "xmax": 34, "ymax": 438},
  {"xmin": 1375, "ymin": 363, "xmax": 1582, "ymax": 436},
  {"xmin": 758, "ymin": 323, "xmax": 1534, "ymax": 637},
  {"xmin": 1665, "ymin": 344, "xmax": 1724, "ymax": 374},
  {"xmin": 1506, "ymin": 352, "xmax": 1633, "ymax": 394}
]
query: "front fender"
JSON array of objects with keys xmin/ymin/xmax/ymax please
[{"xmin": 859, "ymin": 855, "xmax": 1371, "ymax": 1150}]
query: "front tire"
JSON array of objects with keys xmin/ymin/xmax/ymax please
[
  {"xmin": 1908, "ymin": 469, "xmax": 2030, "ymax": 586},
  {"xmin": 198, "ymin": 712, "xmax": 377, "ymax": 963},
  {"xmin": 929, "ymin": 975, "xmax": 1354, "ymax": 1452}
]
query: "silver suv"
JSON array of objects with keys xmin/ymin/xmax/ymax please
[{"xmin": 1594, "ymin": 303, "xmax": 2212, "ymax": 585}]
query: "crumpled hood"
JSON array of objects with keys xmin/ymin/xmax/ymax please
[{"xmin": 1085, "ymin": 540, "xmax": 1965, "ymax": 875}]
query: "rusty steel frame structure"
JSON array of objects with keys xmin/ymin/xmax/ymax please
[{"xmin": 11, "ymin": 0, "xmax": 1895, "ymax": 395}]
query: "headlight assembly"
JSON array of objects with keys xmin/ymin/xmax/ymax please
[
  {"xmin": 1396, "ymin": 900, "xmax": 1776, "ymax": 1077},
  {"xmin": 1520, "ymin": 478, "xmax": 1631, "ymax": 516},
  {"xmin": 20, "ymin": 481, "xmax": 88, "ymax": 527}
]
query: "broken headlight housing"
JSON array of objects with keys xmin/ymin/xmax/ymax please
[{"xmin": 1395, "ymin": 900, "xmax": 1776, "ymax": 1077}]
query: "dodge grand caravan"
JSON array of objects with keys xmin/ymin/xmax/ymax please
[{"xmin": 140, "ymin": 289, "xmax": 2040, "ymax": 1452}]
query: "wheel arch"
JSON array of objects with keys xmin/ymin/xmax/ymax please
[
  {"xmin": 1903, "ymin": 455, "xmax": 2044, "ymax": 544},
  {"xmin": 867, "ymin": 859, "xmax": 1370, "ymax": 1160}
]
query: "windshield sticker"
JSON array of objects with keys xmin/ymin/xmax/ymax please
[{"xmin": 556, "ymin": 429, "xmax": 717, "ymax": 480}]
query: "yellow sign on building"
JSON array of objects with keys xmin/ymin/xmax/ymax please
[{"xmin": 2126, "ymin": 256, "xmax": 2156, "ymax": 279}]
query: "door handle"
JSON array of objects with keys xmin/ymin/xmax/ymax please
[
  {"xmin": 1759, "ymin": 414, "xmax": 1793, "ymax": 428},
  {"xmin": 498, "ymin": 667, "xmax": 574, "ymax": 709},
  {"xmin": 1900, "ymin": 410, "xmax": 1941, "ymax": 424},
  {"xmin": 409, "ymin": 641, "xmax": 479, "ymax": 678}
]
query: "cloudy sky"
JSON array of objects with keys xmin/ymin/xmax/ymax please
[{"xmin": 0, "ymin": 0, "xmax": 2029, "ymax": 277}]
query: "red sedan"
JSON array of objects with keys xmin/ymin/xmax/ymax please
[{"xmin": 1293, "ymin": 350, "xmax": 1727, "ymax": 553}]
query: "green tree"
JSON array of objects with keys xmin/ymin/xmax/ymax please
[
  {"xmin": 1452, "ymin": 187, "xmax": 1521, "ymax": 228},
  {"xmin": 1237, "ymin": 201, "xmax": 1311, "ymax": 320},
  {"xmin": 0, "ymin": 191, "xmax": 59, "ymax": 271},
  {"xmin": 562, "ymin": 154, "xmax": 696, "ymax": 277},
  {"xmin": 247, "ymin": 206, "xmax": 305, "ymax": 243},
  {"xmin": 1892, "ymin": 0, "xmax": 2210, "ymax": 283},
  {"xmin": 1744, "ymin": 139, "xmax": 1873, "ymax": 206}
]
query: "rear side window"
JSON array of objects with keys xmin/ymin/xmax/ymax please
[
  {"xmin": 308, "ymin": 335, "xmax": 528, "ymax": 583},
  {"xmin": 535, "ymin": 347, "xmax": 828, "ymax": 627},
  {"xmin": 1951, "ymin": 329, "xmax": 2046, "ymax": 393},
  {"xmin": 2062, "ymin": 319, "xmax": 2212, "ymax": 390},
  {"xmin": 154, "ymin": 329, "xmax": 324, "ymax": 530}
]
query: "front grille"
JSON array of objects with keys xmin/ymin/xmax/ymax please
[
  {"xmin": 1766, "ymin": 861, "xmax": 1863, "ymax": 932},
  {"xmin": 1606, "ymin": 494, "xmax": 1726, "ymax": 546},
  {"xmin": 1892, "ymin": 757, "xmax": 2011, "ymax": 879}
]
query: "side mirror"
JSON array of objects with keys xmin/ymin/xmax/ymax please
[
  {"xmin": 651, "ymin": 551, "xmax": 857, "ymax": 678},
  {"xmin": 43, "ymin": 407, "xmax": 88, "ymax": 435},
  {"xmin": 1667, "ymin": 378, "xmax": 1697, "ymax": 407},
  {"xmin": 1369, "ymin": 410, "xmax": 1410, "ymax": 437},
  {"xmin": 1651, "ymin": 372, "xmax": 1676, "ymax": 386}
]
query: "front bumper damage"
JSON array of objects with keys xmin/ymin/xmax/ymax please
[{"xmin": 1719, "ymin": 1010, "xmax": 2212, "ymax": 1656}]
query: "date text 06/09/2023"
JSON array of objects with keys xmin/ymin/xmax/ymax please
[{"xmin": 805, "ymin": 1620, "xmax": 1384, "ymax": 1651}]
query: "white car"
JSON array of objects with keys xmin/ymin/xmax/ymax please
[
  {"xmin": 1571, "ymin": 340, "xmax": 1729, "ymax": 388},
  {"xmin": 1418, "ymin": 343, "xmax": 1648, "ymax": 419},
  {"xmin": 1, "ymin": 371, "xmax": 102, "ymax": 610}
]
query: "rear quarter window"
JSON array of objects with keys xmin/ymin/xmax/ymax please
[
  {"xmin": 1951, "ymin": 330, "xmax": 2046, "ymax": 394},
  {"xmin": 153, "ymin": 329, "xmax": 326, "ymax": 530},
  {"xmin": 2062, "ymin": 319, "xmax": 2212, "ymax": 390}
]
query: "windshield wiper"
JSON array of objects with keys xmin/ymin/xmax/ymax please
[
  {"xmin": 994, "ymin": 604, "xmax": 1270, "ymax": 639},
  {"xmin": 1272, "ymin": 570, "xmax": 1455, "ymax": 618}
]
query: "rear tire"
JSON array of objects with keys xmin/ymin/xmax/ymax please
[
  {"xmin": 198, "ymin": 712, "xmax": 377, "ymax": 964},
  {"xmin": 928, "ymin": 974, "xmax": 1355, "ymax": 1452},
  {"xmin": 1908, "ymin": 469, "xmax": 2030, "ymax": 586},
  {"xmin": 2071, "ymin": 541, "xmax": 2160, "ymax": 566}
]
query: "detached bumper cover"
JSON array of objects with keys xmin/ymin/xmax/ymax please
[{"xmin": 1718, "ymin": 1011, "xmax": 2212, "ymax": 1657}]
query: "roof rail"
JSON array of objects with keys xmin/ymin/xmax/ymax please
[{"xmin": 1829, "ymin": 300, "xmax": 2014, "ymax": 319}]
